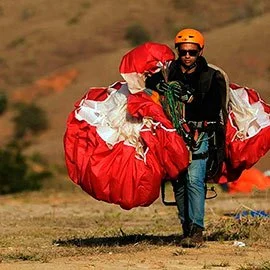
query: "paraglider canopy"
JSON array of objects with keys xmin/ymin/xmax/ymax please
[
  {"xmin": 119, "ymin": 42, "xmax": 175, "ymax": 93},
  {"xmin": 63, "ymin": 41, "xmax": 189, "ymax": 210},
  {"xmin": 228, "ymin": 167, "xmax": 270, "ymax": 193}
]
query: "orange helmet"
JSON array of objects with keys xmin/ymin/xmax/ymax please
[{"xmin": 174, "ymin": 28, "xmax": 204, "ymax": 49}]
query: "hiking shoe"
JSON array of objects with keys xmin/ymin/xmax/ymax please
[{"xmin": 180, "ymin": 224, "xmax": 204, "ymax": 248}]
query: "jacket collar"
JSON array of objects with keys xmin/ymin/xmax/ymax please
[{"xmin": 175, "ymin": 56, "xmax": 208, "ymax": 73}]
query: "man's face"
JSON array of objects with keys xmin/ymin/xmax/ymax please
[{"xmin": 177, "ymin": 43, "xmax": 201, "ymax": 67}]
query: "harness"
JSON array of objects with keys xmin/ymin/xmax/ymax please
[
  {"xmin": 160, "ymin": 64, "xmax": 224, "ymax": 205},
  {"xmin": 161, "ymin": 118, "xmax": 219, "ymax": 206}
]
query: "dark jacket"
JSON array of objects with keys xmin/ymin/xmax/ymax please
[
  {"xmin": 145, "ymin": 56, "xmax": 228, "ymax": 182},
  {"xmin": 145, "ymin": 56, "xmax": 227, "ymax": 123}
]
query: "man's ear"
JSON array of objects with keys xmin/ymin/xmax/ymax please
[{"xmin": 199, "ymin": 48, "xmax": 204, "ymax": 56}]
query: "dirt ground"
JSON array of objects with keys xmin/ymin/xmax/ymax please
[{"xmin": 0, "ymin": 186, "xmax": 270, "ymax": 270}]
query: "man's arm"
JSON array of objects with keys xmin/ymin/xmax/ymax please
[{"xmin": 145, "ymin": 71, "xmax": 164, "ymax": 91}]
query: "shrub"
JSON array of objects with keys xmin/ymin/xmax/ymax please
[
  {"xmin": 172, "ymin": 0, "xmax": 195, "ymax": 9},
  {"xmin": 81, "ymin": 1, "xmax": 91, "ymax": 9},
  {"xmin": 67, "ymin": 12, "xmax": 82, "ymax": 25},
  {"xmin": 12, "ymin": 103, "xmax": 48, "ymax": 138},
  {"xmin": 0, "ymin": 143, "xmax": 51, "ymax": 194},
  {"xmin": 124, "ymin": 24, "xmax": 151, "ymax": 46},
  {"xmin": 0, "ymin": 91, "xmax": 7, "ymax": 115},
  {"xmin": 7, "ymin": 37, "xmax": 26, "ymax": 49},
  {"xmin": 21, "ymin": 7, "xmax": 36, "ymax": 21}
]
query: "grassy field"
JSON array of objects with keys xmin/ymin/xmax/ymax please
[{"xmin": 0, "ymin": 184, "xmax": 269, "ymax": 270}]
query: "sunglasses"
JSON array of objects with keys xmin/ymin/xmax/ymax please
[{"xmin": 178, "ymin": 49, "xmax": 199, "ymax": 57}]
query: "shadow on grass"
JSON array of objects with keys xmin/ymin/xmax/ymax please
[{"xmin": 53, "ymin": 234, "xmax": 181, "ymax": 247}]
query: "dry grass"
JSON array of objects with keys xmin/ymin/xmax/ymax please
[
  {"xmin": 205, "ymin": 216, "xmax": 270, "ymax": 245},
  {"xmin": 237, "ymin": 261, "xmax": 270, "ymax": 270},
  {"xmin": 0, "ymin": 189, "xmax": 177, "ymax": 262},
  {"xmin": 0, "ymin": 188, "xmax": 270, "ymax": 268}
]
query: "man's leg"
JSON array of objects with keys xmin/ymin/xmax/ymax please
[
  {"xmin": 173, "ymin": 134, "xmax": 208, "ymax": 247},
  {"xmin": 183, "ymin": 135, "xmax": 208, "ymax": 247},
  {"xmin": 186, "ymin": 157, "xmax": 207, "ymax": 228},
  {"xmin": 172, "ymin": 172, "xmax": 190, "ymax": 238}
]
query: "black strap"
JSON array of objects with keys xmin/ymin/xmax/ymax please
[
  {"xmin": 199, "ymin": 67, "xmax": 216, "ymax": 100},
  {"xmin": 192, "ymin": 151, "xmax": 208, "ymax": 160},
  {"xmin": 188, "ymin": 120, "xmax": 217, "ymax": 130},
  {"xmin": 161, "ymin": 181, "xmax": 177, "ymax": 206},
  {"xmin": 205, "ymin": 185, "xmax": 218, "ymax": 200}
]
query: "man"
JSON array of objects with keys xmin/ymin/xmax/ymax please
[{"xmin": 146, "ymin": 29, "xmax": 228, "ymax": 247}]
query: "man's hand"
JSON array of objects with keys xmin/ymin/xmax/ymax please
[{"xmin": 157, "ymin": 81, "xmax": 194, "ymax": 103}]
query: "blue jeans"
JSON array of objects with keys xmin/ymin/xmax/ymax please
[{"xmin": 172, "ymin": 133, "xmax": 208, "ymax": 229}]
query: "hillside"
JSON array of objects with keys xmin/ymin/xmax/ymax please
[
  {"xmin": 1, "ymin": 0, "xmax": 270, "ymax": 92},
  {"xmin": 0, "ymin": 1, "xmax": 269, "ymax": 174}
]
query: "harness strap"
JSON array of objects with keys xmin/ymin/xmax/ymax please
[
  {"xmin": 188, "ymin": 120, "xmax": 217, "ymax": 130},
  {"xmin": 192, "ymin": 151, "xmax": 208, "ymax": 160}
]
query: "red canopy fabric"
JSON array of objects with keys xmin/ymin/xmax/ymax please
[
  {"xmin": 64, "ymin": 43, "xmax": 189, "ymax": 210},
  {"xmin": 64, "ymin": 84, "xmax": 189, "ymax": 210},
  {"xmin": 119, "ymin": 42, "xmax": 175, "ymax": 75},
  {"xmin": 64, "ymin": 42, "xmax": 270, "ymax": 209},
  {"xmin": 228, "ymin": 167, "xmax": 270, "ymax": 193},
  {"xmin": 119, "ymin": 42, "xmax": 174, "ymax": 94},
  {"xmin": 220, "ymin": 83, "xmax": 270, "ymax": 183}
]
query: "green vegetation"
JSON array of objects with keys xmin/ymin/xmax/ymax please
[
  {"xmin": 0, "ymin": 142, "xmax": 51, "ymax": 195},
  {"xmin": 124, "ymin": 23, "xmax": 151, "ymax": 46},
  {"xmin": 13, "ymin": 102, "xmax": 48, "ymax": 139},
  {"xmin": 7, "ymin": 37, "xmax": 26, "ymax": 49},
  {"xmin": 0, "ymin": 90, "xmax": 7, "ymax": 115},
  {"xmin": 0, "ymin": 56, "xmax": 6, "ymax": 65},
  {"xmin": 66, "ymin": 2, "xmax": 91, "ymax": 25},
  {"xmin": 172, "ymin": 0, "xmax": 195, "ymax": 9},
  {"xmin": 0, "ymin": 95, "xmax": 51, "ymax": 195},
  {"xmin": 21, "ymin": 7, "xmax": 36, "ymax": 21},
  {"xmin": 80, "ymin": 1, "xmax": 91, "ymax": 9},
  {"xmin": 67, "ymin": 11, "xmax": 84, "ymax": 25}
]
